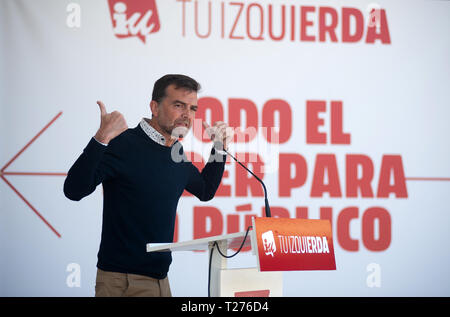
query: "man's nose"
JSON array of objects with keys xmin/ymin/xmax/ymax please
[
  {"xmin": 181, "ymin": 111, "xmax": 189, "ymax": 119},
  {"xmin": 181, "ymin": 107, "xmax": 191, "ymax": 119}
]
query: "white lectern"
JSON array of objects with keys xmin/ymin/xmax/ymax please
[{"xmin": 146, "ymin": 230, "xmax": 282, "ymax": 297}]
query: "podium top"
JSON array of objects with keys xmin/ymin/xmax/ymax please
[{"xmin": 146, "ymin": 231, "xmax": 252, "ymax": 253}]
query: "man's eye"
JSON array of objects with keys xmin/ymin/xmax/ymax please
[{"xmin": 191, "ymin": 107, "xmax": 198, "ymax": 112}]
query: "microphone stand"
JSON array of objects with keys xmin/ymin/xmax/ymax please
[{"xmin": 222, "ymin": 148, "xmax": 272, "ymax": 218}]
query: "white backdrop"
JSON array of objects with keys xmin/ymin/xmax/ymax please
[{"xmin": 1, "ymin": 0, "xmax": 449, "ymax": 296}]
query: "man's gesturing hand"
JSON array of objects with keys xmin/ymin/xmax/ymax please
[
  {"xmin": 94, "ymin": 101, "xmax": 128, "ymax": 145},
  {"xmin": 202, "ymin": 121, "xmax": 234, "ymax": 151}
]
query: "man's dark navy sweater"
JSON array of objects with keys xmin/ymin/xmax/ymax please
[{"xmin": 63, "ymin": 124, "xmax": 226, "ymax": 279}]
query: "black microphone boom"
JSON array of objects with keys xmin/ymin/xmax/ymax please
[{"xmin": 222, "ymin": 148, "xmax": 272, "ymax": 218}]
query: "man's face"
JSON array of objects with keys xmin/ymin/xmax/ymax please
[{"xmin": 151, "ymin": 84, "xmax": 198, "ymax": 138}]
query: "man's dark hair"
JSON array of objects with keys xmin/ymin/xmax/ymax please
[{"xmin": 152, "ymin": 74, "xmax": 201, "ymax": 103}]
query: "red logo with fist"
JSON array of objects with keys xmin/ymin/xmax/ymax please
[{"xmin": 107, "ymin": 0, "xmax": 160, "ymax": 43}]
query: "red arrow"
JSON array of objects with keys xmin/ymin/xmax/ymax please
[{"xmin": 1, "ymin": 112, "xmax": 65, "ymax": 238}]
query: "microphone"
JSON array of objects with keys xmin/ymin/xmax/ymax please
[{"xmin": 220, "ymin": 145, "xmax": 272, "ymax": 218}]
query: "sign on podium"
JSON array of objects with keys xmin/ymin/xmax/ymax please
[{"xmin": 252, "ymin": 217, "xmax": 336, "ymax": 272}]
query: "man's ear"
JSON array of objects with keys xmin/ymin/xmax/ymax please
[{"xmin": 150, "ymin": 100, "xmax": 159, "ymax": 118}]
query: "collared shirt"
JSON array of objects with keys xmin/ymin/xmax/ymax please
[
  {"xmin": 139, "ymin": 118, "xmax": 168, "ymax": 146},
  {"xmin": 141, "ymin": 118, "xmax": 226, "ymax": 154},
  {"xmin": 93, "ymin": 118, "xmax": 171, "ymax": 147}
]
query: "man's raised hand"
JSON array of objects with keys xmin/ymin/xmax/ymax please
[
  {"xmin": 202, "ymin": 121, "xmax": 234, "ymax": 151},
  {"xmin": 94, "ymin": 101, "xmax": 128, "ymax": 145}
]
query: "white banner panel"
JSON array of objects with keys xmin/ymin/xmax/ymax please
[{"xmin": 1, "ymin": 0, "xmax": 449, "ymax": 296}]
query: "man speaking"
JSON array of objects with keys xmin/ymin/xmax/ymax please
[{"xmin": 64, "ymin": 74, "xmax": 232, "ymax": 297}]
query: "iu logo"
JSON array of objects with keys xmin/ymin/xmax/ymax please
[
  {"xmin": 107, "ymin": 0, "xmax": 160, "ymax": 43},
  {"xmin": 261, "ymin": 231, "xmax": 276, "ymax": 257}
]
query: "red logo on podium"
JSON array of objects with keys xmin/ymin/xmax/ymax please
[{"xmin": 253, "ymin": 218, "xmax": 336, "ymax": 271}]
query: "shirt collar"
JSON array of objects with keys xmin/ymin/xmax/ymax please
[{"xmin": 140, "ymin": 118, "xmax": 167, "ymax": 146}]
